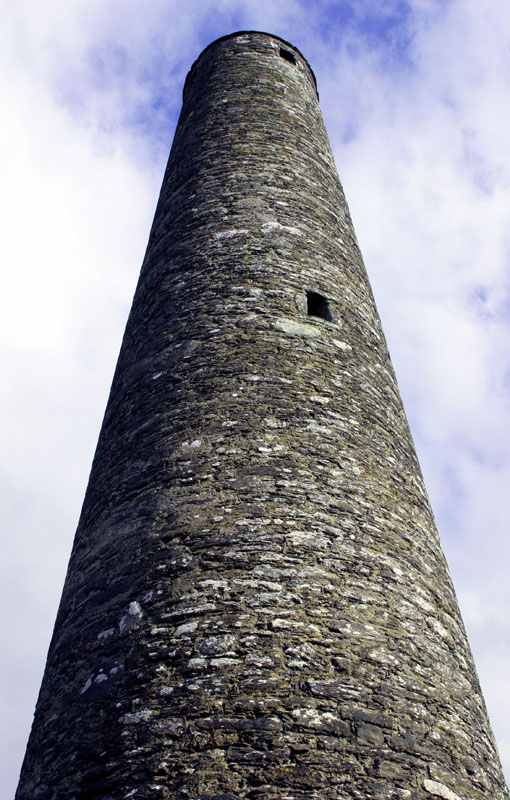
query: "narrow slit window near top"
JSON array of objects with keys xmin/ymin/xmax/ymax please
[
  {"xmin": 280, "ymin": 48, "xmax": 296, "ymax": 65},
  {"xmin": 307, "ymin": 291, "xmax": 333, "ymax": 321}
]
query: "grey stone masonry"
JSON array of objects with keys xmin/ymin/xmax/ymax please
[{"xmin": 16, "ymin": 31, "xmax": 508, "ymax": 800}]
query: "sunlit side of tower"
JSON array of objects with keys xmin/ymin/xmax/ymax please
[{"xmin": 16, "ymin": 31, "xmax": 508, "ymax": 800}]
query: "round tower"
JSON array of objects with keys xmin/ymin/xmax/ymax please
[{"xmin": 16, "ymin": 31, "xmax": 508, "ymax": 800}]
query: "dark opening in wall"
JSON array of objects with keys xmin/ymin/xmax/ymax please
[
  {"xmin": 280, "ymin": 47, "xmax": 296, "ymax": 65},
  {"xmin": 307, "ymin": 291, "xmax": 333, "ymax": 321}
]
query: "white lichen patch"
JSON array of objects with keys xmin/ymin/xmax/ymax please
[
  {"xmin": 423, "ymin": 779, "xmax": 463, "ymax": 800},
  {"xmin": 119, "ymin": 601, "xmax": 143, "ymax": 635},
  {"xmin": 271, "ymin": 618, "xmax": 304, "ymax": 630},
  {"xmin": 286, "ymin": 530, "xmax": 328, "ymax": 549},
  {"xmin": 292, "ymin": 708, "xmax": 340, "ymax": 728},
  {"xmin": 333, "ymin": 619, "xmax": 381, "ymax": 639},
  {"xmin": 187, "ymin": 658, "xmax": 207, "ymax": 671},
  {"xmin": 174, "ymin": 620, "xmax": 199, "ymax": 637},
  {"xmin": 273, "ymin": 318, "xmax": 321, "ymax": 338},
  {"xmin": 265, "ymin": 416, "xmax": 286, "ymax": 429},
  {"xmin": 429, "ymin": 618, "xmax": 450, "ymax": 640},
  {"xmin": 233, "ymin": 578, "xmax": 282, "ymax": 592},
  {"xmin": 245, "ymin": 654, "xmax": 275, "ymax": 668},
  {"xmin": 165, "ymin": 603, "xmax": 215, "ymax": 618},
  {"xmin": 215, "ymin": 229, "xmax": 249, "ymax": 239},
  {"xmin": 368, "ymin": 647, "xmax": 400, "ymax": 666},
  {"xmin": 202, "ymin": 634, "xmax": 235, "ymax": 653},
  {"xmin": 97, "ymin": 628, "xmax": 115, "ymax": 640},
  {"xmin": 260, "ymin": 221, "xmax": 302, "ymax": 236},
  {"xmin": 119, "ymin": 709, "xmax": 155, "ymax": 725},
  {"xmin": 413, "ymin": 593, "xmax": 435, "ymax": 614},
  {"xmin": 332, "ymin": 339, "xmax": 352, "ymax": 351}
]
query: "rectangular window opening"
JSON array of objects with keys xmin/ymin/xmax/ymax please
[
  {"xmin": 307, "ymin": 291, "xmax": 333, "ymax": 321},
  {"xmin": 280, "ymin": 48, "xmax": 296, "ymax": 65}
]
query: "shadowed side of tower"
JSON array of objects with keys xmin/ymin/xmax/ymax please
[{"xmin": 16, "ymin": 31, "xmax": 508, "ymax": 800}]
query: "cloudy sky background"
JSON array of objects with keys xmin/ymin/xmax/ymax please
[{"xmin": 1, "ymin": 0, "xmax": 509, "ymax": 794}]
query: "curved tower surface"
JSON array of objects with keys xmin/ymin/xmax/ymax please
[{"xmin": 17, "ymin": 31, "xmax": 508, "ymax": 800}]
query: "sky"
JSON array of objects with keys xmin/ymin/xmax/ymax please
[{"xmin": 1, "ymin": 0, "xmax": 509, "ymax": 795}]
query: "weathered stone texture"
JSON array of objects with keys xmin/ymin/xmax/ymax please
[{"xmin": 16, "ymin": 31, "xmax": 508, "ymax": 800}]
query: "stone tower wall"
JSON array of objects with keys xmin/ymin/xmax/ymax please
[{"xmin": 16, "ymin": 32, "xmax": 508, "ymax": 800}]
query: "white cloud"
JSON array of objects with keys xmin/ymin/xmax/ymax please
[{"xmin": 2, "ymin": 0, "xmax": 509, "ymax": 793}]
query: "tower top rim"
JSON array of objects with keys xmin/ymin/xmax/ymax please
[{"xmin": 182, "ymin": 30, "xmax": 318, "ymax": 99}]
